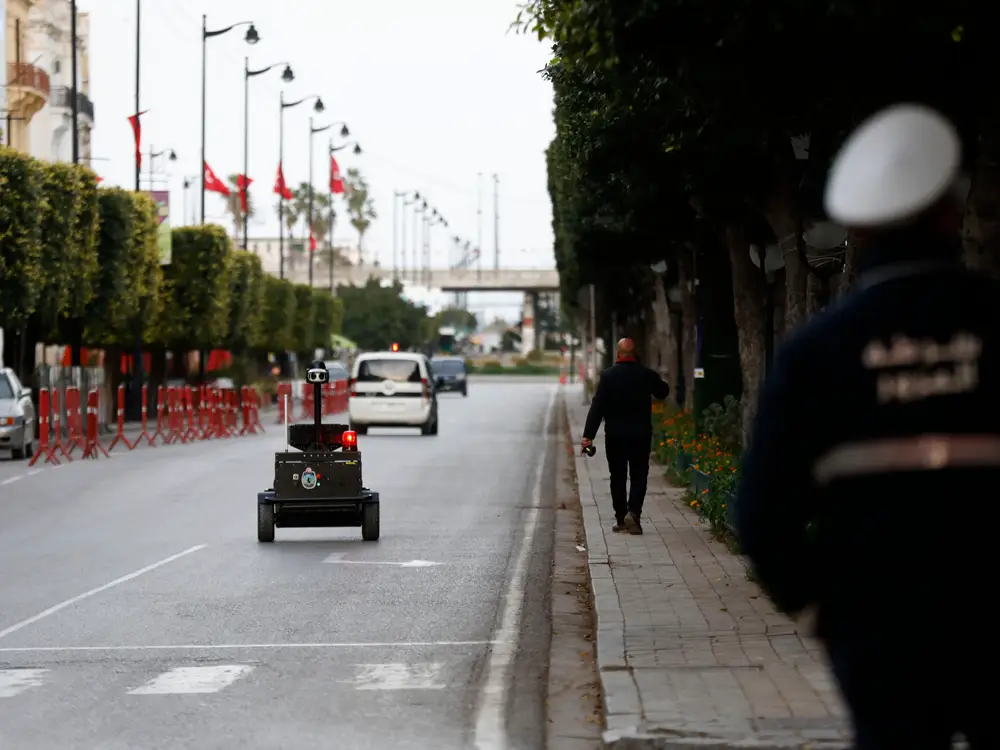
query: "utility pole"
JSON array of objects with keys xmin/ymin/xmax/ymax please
[
  {"xmin": 492, "ymin": 173, "xmax": 499, "ymax": 271},
  {"xmin": 70, "ymin": 0, "xmax": 79, "ymax": 163},
  {"xmin": 477, "ymin": 172, "xmax": 483, "ymax": 279}
]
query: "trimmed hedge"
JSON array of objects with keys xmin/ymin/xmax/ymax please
[{"xmin": 0, "ymin": 148, "xmax": 338, "ymax": 356}]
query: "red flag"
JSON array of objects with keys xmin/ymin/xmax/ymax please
[
  {"xmin": 236, "ymin": 174, "xmax": 252, "ymax": 213},
  {"xmin": 309, "ymin": 231, "xmax": 317, "ymax": 253},
  {"xmin": 95, "ymin": 176, "xmax": 104, "ymax": 184},
  {"xmin": 128, "ymin": 110, "xmax": 148, "ymax": 169},
  {"xmin": 330, "ymin": 155, "xmax": 344, "ymax": 194},
  {"xmin": 204, "ymin": 162, "xmax": 230, "ymax": 196},
  {"xmin": 274, "ymin": 162, "xmax": 293, "ymax": 200}
]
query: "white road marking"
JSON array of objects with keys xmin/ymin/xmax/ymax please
[
  {"xmin": 346, "ymin": 662, "xmax": 446, "ymax": 691},
  {"xmin": 0, "ymin": 668, "xmax": 49, "ymax": 697},
  {"xmin": 0, "ymin": 545, "xmax": 207, "ymax": 641},
  {"xmin": 128, "ymin": 665, "xmax": 254, "ymax": 695},
  {"xmin": 26, "ymin": 469, "xmax": 43, "ymax": 477},
  {"xmin": 1, "ymin": 476, "xmax": 23, "ymax": 485},
  {"xmin": 0, "ymin": 640, "xmax": 497, "ymax": 653},
  {"xmin": 322, "ymin": 558, "xmax": 444, "ymax": 567},
  {"xmin": 473, "ymin": 386, "xmax": 557, "ymax": 750}
]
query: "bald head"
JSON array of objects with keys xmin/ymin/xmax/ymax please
[{"xmin": 616, "ymin": 338, "xmax": 637, "ymax": 361}]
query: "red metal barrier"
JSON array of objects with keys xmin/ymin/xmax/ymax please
[
  {"xmin": 108, "ymin": 385, "xmax": 134, "ymax": 451},
  {"xmin": 49, "ymin": 388, "xmax": 72, "ymax": 461},
  {"xmin": 183, "ymin": 386, "xmax": 197, "ymax": 442},
  {"xmin": 165, "ymin": 387, "xmax": 183, "ymax": 444},
  {"xmin": 250, "ymin": 388, "xmax": 264, "ymax": 433},
  {"xmin": 153, "ymin": 385, "xmax": 169, "ymax": 445},
  {"xmin": 65, "ymin": 386, "xmax": 85, "ymax": 455},
  {"xmin": 82, "ymin": 390, "xmax": 109, "ymax": 459},
  {"xmin": 136, "ymin": 384, "xmax": 156, "ymax": 447},
  {"xmin": 28, "ymin": 389, "xmax": 60, "ymax": 466}
]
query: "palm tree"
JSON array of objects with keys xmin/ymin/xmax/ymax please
[
  {"xmin": 223, "ymin": 174, "xmax": 255, "ymax": 241},
  {"xmin": 343, "ymin": 167, "xmax": 377, "ymax": 266},
  {"xmin": 274, "ymin": 198, "xmax": 301, "ymax": 268}
]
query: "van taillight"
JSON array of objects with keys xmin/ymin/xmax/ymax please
[
  {"xmin": 349, "ymin": 378, "xmax": 358, "ymax": 397},
  {"xmin": 420, "ymin": 378, "xmax": 429, "ymax": 399}
]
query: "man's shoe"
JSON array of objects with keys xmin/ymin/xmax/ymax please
[
  {"xmin": 612, "ymin": 521, "xmax": 626, "ymax": 533},
  {"xmin": 624, "ymin": 512, "xmax": 643, "ymax": 535}
]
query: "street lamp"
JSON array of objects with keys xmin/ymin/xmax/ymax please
[
  {"xmin": 148, "ymin": 145, "xmax": 176, "ymax": 187},
  {"xmin": 278, "ymin": 92, "xmax": 324, "ymax": 280},
  {"xmin": 201, "ymin": 14, "xmax": 258, "ymax": 223},
  {"xmin": 423, "ymin": 207, "xmax": 448, "ymax": 286},
  {"xmin": 308, "ymin": 120, "xmax": 351, "ymax": 287},
  {"xmin": 243, "ymin": 59, "xmax": 294, "ymax": 249}
]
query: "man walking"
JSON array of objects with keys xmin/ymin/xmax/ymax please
[{"xmin": 582, "ymin": 338, "xmax": 670, "ymax": 535}]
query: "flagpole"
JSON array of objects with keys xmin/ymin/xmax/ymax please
[
  {"xmin": 242, "ymin": 56, "xmax": 250, "ymax": 250},
  {"xmin": 134, "ymin": 1, "xmax": 140, "ymax": 191},
  {"xmin": 328, "ymin": 138, "xmax": 335, "ymax": 294},
  {"xmin": 278, "ymin": 91, "xmax": 285, "ymax": 280},
  {"xmin": 308, "ymin": 116, "xmax": 315, "ymax": 288}
]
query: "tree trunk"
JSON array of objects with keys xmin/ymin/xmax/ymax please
[
  {"xmin": 962, "ymin": 130, "xmax": 1000, "ymax": 277},
  {"xmin": 806, "ymin": 271, "xmax": 825, "ymax": 316},
  {"xmin": 676, "ymin": 251, "xmax": 696, "ymax": 410},
  {"xmin": 724, "ymin": 224, "xmax": 765, "ymax": 447},
  {"xmin": 650, "ymin": 275, "xmax": 675, "ymax": 381},
  {"xmin": 765, "ymin": 203, "xmax": 809, "ymax": 334},
  {"xmin": 772, "ymin": 272, "xmax": 787, "ymax": 339}
]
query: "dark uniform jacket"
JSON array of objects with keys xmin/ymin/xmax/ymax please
[
  {"xmin": 736, "ymin": 245, "xmax": 1000, "ymax": 642},
  {"xmin": 583, "ymin": 360, "xmax": 670, "ymax": 440}
]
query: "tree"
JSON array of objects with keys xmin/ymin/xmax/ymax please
[
  {"xmin": 0, "ymin": 149, "xmax": 45, "ymax": 345},
  {"xmin": 311, "ymin": 290, "xmax": 343, "ymax": 350},
  {"xmin": 343, "ymin": 168, "xmax": 377, "ymax": 265},
  {"xmin": 337, "ymin": 278, "xmax": 428, "ymax": 351},
  {"xmin": 223, "ymin": 174, "xmax": 255, "ymax": 241},
  {"xmin": 226, "ymin": 251, "xmax": 265, "ymax": 352},
  {"xmin": 291, "ymin": 284, "xmax": 316, "ymax": 356},
  {"xmin": 252, "ymin": 275, "xmax": 297, "ymax": 353}
]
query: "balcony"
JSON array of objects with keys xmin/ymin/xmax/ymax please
[
  {"xmin": 50, "ymin": 86, "xmax": 95, "ymax": 124},
  {"xmin": 6, "ymin": 62, "xmax": 51, "ymax": 119}
]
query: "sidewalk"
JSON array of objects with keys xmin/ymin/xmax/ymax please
[{"xmin": 565, "ymin": 387, "xmax": 849, "ymax": 749}]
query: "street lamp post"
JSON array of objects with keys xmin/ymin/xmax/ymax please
[
  {"xmin": 393, "ymin": 191, "xmax": 408, "ymax": 283},
  {"xmin": 201, "ymin": 14, "xmax": 258, "ymax": 224},
  {"xmin": 412, "ymin": 197, "xmax": 425, "ymax": 285},
  {"xmin": 244, "ymin": 59, "xmax": 294, "ymax": 249},
  {"xmin": 147, "ymin": 145, "xmax": 176, "ymax": 188},
  {"xmin": 425, "ymin": 209, "xmax": 448, "ymax": 286},
  {"xmin": 278, "ymin": 92, "xmax": 324, "ymax": 280},
  {"xmin": 401, "ymin": 193, "xmax": 418, "ymax": 282},
  {"xmin": 309, "ymin": 121, "xmax": 349, "ymax": 287}
]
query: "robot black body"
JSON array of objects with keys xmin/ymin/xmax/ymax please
[{"xmin": 257, "ymin": 360, "xmax": 380, "ymax": 542}]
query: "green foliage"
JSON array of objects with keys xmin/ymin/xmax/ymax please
[
  {"xmin": 343, "ymin": 168, "xmax": 376, "ymax": 247},
  {"xmin": 226, "ymin": 251, "xmax": 265, "ymax": 351},
  {"xmin": 158, "ymin": 225, "xmax": 231, "ymax": 348},
  {"xmin": 128, "ymin": 193, "xmax": 164, "ymax": 344},
  {"xmin": 66, "ymin": 168, "xmax": 101, "ymax": 321},
  {"xmin": 291, "ymin": 284, "xmax": 315, "ymax": 354},
  {"xmin": 0, "ymin": 148, "xmax": 45, "ymax": 325},
  {"xmin": 253, "ymin": 275, "xmax": 297, "ymax": 352},
  {"xmin": 701, "ymin": 395, "xmax": 743, "ymax": 453},
  {"xmin": 35, "ymin": 162, "xmax": 83, "ymax": 334},
  {"xmin": 311, "ymin": 290, "xmax": 342, "ymax": 350},
  {"xmin": 337, "ymin": 278, "xmax": 429, "ymax": 351},
  {"xmin": 85, "ymin": 188, "xmax": 141, "ymax": 345}
]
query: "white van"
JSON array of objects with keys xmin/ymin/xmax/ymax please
[{"xmin": 348, "ymin": 351, "xmax": 439, "ymax": 435}]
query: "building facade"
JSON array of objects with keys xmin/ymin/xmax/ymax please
[
  {"xmin": 5, "ymin": 0, "xmax": 49, "ymax": 153},
  {"xmin": 27, "ymin": 0, "xmax": 92, "ymax": 163}
]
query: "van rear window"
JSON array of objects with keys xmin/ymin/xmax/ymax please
[{"xmin": 357, "ymin": 359, "xmax": 422, "ymax": 383}]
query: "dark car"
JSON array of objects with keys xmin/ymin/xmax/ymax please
[{"xmin": 430, "ymin": 357, "xmax": 468, "ymax": 397}]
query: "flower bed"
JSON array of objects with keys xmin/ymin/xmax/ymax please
[{"xmin": 652, "ymin": 403, "xmax": 741, "ymax": 538}]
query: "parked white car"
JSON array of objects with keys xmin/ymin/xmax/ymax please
[
  {"xmin": 0, "ymin": 367, "xmax": 35, "ymax": 459},
  {"xmin": 348, "ymin": 352, "xmax": 439, "ymax": 435}
]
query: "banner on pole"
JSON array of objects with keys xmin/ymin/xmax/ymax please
[{"xmin": 147, "ymin": 190, "xmax": 172, "ymax": 265}]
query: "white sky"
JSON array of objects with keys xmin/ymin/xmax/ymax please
[{"xmin": 78, "ymin": 0, "xmax": 556, "ymax": 322}]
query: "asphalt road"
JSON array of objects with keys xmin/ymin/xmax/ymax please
[{"xmin": 0, "ymin": 379, "xmax": 560, "ymax": 750}]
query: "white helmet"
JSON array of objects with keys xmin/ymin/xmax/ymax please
[{"xmin": 824, "ymin": 103, "xmax": 961, "ymax": 228}]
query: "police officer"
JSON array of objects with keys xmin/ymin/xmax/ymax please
[
  {"xmin": 582, "ymin": 338, "xmax": 670, "ymax": 535},
  {"xmin": 736, "ymin": 103, "xmax": 1000, "ymax": 749}
]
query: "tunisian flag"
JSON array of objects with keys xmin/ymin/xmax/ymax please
[
  {"xmin": 127, "ymin": 110, "xmax": 148, "ymax": 169},
  {"xmin": 236, "ymin": 174, "xmax": 252, "ymax": 213},
  {"xmin": 309, "ymin": 231, "xmax": 317, "ymax": 253},
  {"xmin": 329, "ymin": 155, "xmax": 344, "ymax": 194},
  {"xmin": 274, "ymin": 162, "xmax": 293, "ymax": 200},
  {"xmin": 204, "ymin": 162, "xmax": 230, "ymax": 196}
]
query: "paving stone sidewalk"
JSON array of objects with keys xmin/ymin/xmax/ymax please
[{"xmin": 565, "ymin": 387, "xmax": 850, "ymax": 749}]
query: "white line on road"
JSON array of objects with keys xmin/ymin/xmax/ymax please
[
  {"xmin": 128, "ymin": 665, "xmax": 255, "ymax": 695},
  {"xmin": 322, "ymin": 556, "xmax": 444, "ymax": 567},
  {"xmin": 346, "ymin": 662, "xmax": 446, "ymax": 690},
  {"xmin": 1, "ymin": 475, "xmax": 23, "ymax": 485},
  {"xmin": 473, "ymin": 386, "xmax": 558, "ymax": 750},
  {"xmin": 0, "ymin": 640, "xmax": 498, "ymax": 653},
  {"xmin": 26, "ymin": 469, "xmax": 43, "ymax": 477},
  {"xmin": 0, "ymin": 545, "xmax": 207, "ymax": 641},
  {"xmin": 0, "ymin": 668, "xmax": 49, "ymax": 697}
]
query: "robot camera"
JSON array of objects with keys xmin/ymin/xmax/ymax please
[{"xmin": 306, "ymin": 360, "xmax": 330, "ymax": 384}]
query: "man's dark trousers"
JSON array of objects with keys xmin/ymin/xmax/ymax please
[{"xmin": 604, "ymin": 432, "xmax": 651, "ymax": 523}]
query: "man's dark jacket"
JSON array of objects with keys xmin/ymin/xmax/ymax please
[{"xmin": 583, "ymin": 360, "xmax": 670, "ymax": 439}]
